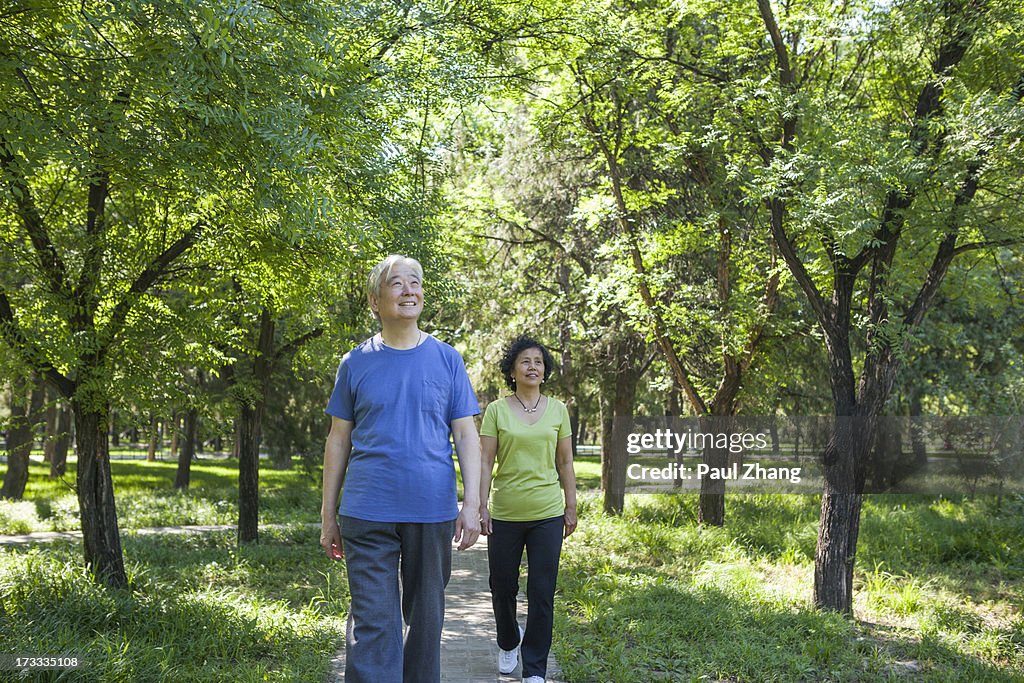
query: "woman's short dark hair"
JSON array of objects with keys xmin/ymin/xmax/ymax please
[{"xmin": 499, "ymin": 335, "xmax": 556, "ymax": 391}]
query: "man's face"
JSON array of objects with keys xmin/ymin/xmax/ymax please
[{"xmin": 371, "ymin": 264, "xmax": 423, "ymax": 323}]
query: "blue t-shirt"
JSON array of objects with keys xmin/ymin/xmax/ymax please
[{"xmin": 325, "ymin": 334, "xmax": 479, "ymax": 522}]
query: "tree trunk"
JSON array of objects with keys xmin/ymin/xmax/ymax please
[
  {"xmin": 73, "ymin": 400, "xmax": 128, "ymax": 588},
  {"xmin": 697, "ymin": 430, "xmax": 729, "ymax": 526},
  {"xmin": 169, "ymin": 411, "xmax": 180, "ymax": 461},
  {"xmin": 868, "ymin": 417, "xmax": 896, "ymax": 492},
  {"xmin": 1, "ymin": 379, "xmax": 35, "ymax": 499},
  {"xmin": 50, "ymin": 400, "xmax": 71, "ymax": 478},
  {"xmin": 667, "ymin": 386, "xmax": 685, "ymax": 489},
  {"xmin": 238, "ymin": 402, "xmax": 262, "ymax": 542},
  {"xmin": 770, "ymin": 413, "xmax": 780, "ymax": 455},
  {"xmin": 44, "ymin": 384, "xmax": 58, "ymax": 463},
  {"xmin": 146, "ymin": 413, "xmax": 158, "ymax": 462},
  {"xmin": 237, "ymin": 306, "xmax": 275, "ymax": 544},
  {"xmin": 603, "ymin": 374, "xmax": 638, "ymax": 515},
  {"xmin": 175, "ymin": 407, "xmax": 198, "ymax": 489},
  {"xmin": 697, "ymin": 398, "xmax": 741, "ymax": 526},
  {"xmin": 813, "ymin": 412, "xmax": 869, "ymax": 612},
  {"xmin": 110, "ymin": 409, "xmax": 120, "ymax": 447},
  {"xmin": 270, "ymin": 441, "xmax": 291, "ymax": 470},
  {"xmin": 599, "ymin": 389, "xmax": 613, "ymax": 500},
  {"xmin": 557, "ymin": 262, "xmax": 579, "ymax": 459},
  {"xmin": 910, "ymin": 393, "xmax": 927, "ymax": 468},
  {"xmin": 601, "ymin": 339, "xmax": 643, "ymax": 515},
  {"xmin": 815, "ymin": 485, "xmax": 863, "ymax": 613}
]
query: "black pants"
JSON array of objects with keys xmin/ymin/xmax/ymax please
[{"xmin": 487, "ymin": 515, "xmax": 564, "ymax": 678}]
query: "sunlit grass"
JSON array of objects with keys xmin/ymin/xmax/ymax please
[
  {"xmin": 4, "ymin": 456, "xmax": 1022, "ymax": 680},
  {"xmin": 2, "ymin": 456, "xmax": 320, "ymax": 534},
  {"xmin": 0, "ymin": 527, "xmax": 347, "ymax": 682},
  {"xmin": 554, "ymin": 492, "xmax": 1024, "ymax": 682}
]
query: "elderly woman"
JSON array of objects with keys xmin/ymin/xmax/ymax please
[{"xmin": 479, "ymin": 335, "xmax": 577, "ymax": 683}]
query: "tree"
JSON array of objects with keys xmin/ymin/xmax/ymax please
[
  {"xmin": 42, "ymin": 383, "xmax": 72, "ymax": 478},
  {"xmin": 749, "ymin": 0, "xmax": 1024, "ymax": 611},
  {"xmin": 464, "ymin": 0, "xmax": 786, "ymax": 522},
  {"xmin": 0, "ymin": 1, "xmax": 388, "ymax": 586},
  {"xmin": 1, "ymin": 372, "xmax": 43, "ymax": 499},
  {"xmin": 441, "ymin": 99, "xmax": 659, "ymax": 513}
]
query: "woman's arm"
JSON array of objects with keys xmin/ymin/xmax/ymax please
[
  {"xmin": 555, "ymin": 435, "xmax": 577, "ymax": 537},
  {"xmin": 478, "ymin": 435, "xmax": 498, "ymax": 535}
]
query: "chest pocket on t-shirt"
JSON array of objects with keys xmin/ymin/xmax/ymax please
[{"xmin": 421, "ymin": 378, "xmax": 452, "ymax": 418}]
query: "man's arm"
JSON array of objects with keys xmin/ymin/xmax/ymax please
[
  {"xmin": 451, "ymin": 415, "xmax": 481, "ymax": 550},
  {"xmin": 320, "ymin": 416, "xmax": 353, "ymax": 560}
]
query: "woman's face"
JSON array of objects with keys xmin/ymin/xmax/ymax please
[{"xmin": 511, "ymin": 347, "xmax": 545, "ymax": 389}]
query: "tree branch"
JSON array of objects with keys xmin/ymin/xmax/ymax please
[
  {"xmin": 851, "ymin": 2, "xmax": 980, "ymax": 273},
  {"xmin": 765, "ymin": 197, "xmax": 830, "ymax": 325},
  {"xmin": 952, "ymin": 237, "xmax": 1023, "ymax": 255},
  {"xmin": 0, "ymin": 290, "xmax": 75, "ymax": 397},
  {"xmin": 739, "ymin": 245, "xmax": 782, "ymax": 376},
  {"xmin": 757, "ymin": 0, "xmax": 794, "ymax": 84},
  {"xmin": 590, "ymin": 121, "xmax": 708, "ymax": 415},
  {"xmin": 0, "ymin": 139, "xmax": 72, "ymax": 301},
  {"xmin": 97, "ymin": 221, "xmax": 206, "ymax": 358},
  {"xmin": 273, "ymin": 327, "xmax": 324, "ymax": 362}
]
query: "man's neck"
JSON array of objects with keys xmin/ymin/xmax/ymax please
[{"xmin": 379, "ymin": 322, "xmax": 423, "ymax": 350}]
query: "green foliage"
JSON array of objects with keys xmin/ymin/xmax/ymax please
[{"xmin": 0, "ymin": 0, "xmax": 395, "ymax": 411}]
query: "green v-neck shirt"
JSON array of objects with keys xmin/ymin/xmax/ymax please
[{"xmin": 481, "ymin": 396, "xmax": 572, "ymax": 521}]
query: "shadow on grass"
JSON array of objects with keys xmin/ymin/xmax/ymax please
[
  {"xmin": 554, "ymin": 569, "xmax": 1018, "ymax": 682},
  {"xmin": 695, "ymin": 493, "xmax": 1023, "ymax": 602},
  {"xmin": 553, "ymin": 495, "xmax": 1023, "ymax": 682},
  {"xmin": 0, "ymin": 530, "xmax": 347, "ymax": 682}
]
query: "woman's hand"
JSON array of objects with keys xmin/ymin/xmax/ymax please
[
  {"xmin": 563, "ymin": 506, "xmax": 577, "ymax": 538},
  {"xmin": 479, "ymin": 505, "xmax": 493, "ymax": 536}
]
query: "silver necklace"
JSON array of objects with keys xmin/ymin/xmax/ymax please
[
  {"xmin": 381, "ymin": 330, "xmax": 423, "ymax": 348},
  {"xmin": 513, "ymin": 393, "xmax": 542, "ymax": 413}
]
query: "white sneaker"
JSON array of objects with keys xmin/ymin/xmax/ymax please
[
  {"xmin": 523, "ymin": 677, "xmax": 545, "ymax": 683},
  {"xmin": 497, "ymin": 625, "xmax": 525, "ymax": 674}
]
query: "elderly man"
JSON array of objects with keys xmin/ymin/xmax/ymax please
[{"xmin": 320, "ymin": 254, "xmax": 481, "ymax": 683}]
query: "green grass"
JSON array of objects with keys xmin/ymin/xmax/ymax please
[
  {"xmin": 0, "ymin": 527, "xmax": 347, "ymax": 682},
  {"xmin": 1, "ymin": 457, "xmax": 340, "ymax": 681},
  {"xmin": 571, "ymin": 454, "xmax": 603, "ymax": 490},
  {"xmin": 3, "ymin": 456, "xmax": 1022, "ymax": 681},
  {"xmin": 1, "ymin": 456, "xmax": 320, "ymax": 534},
  {"xmin": 553, "ymin": 492, "xmax": 1024, "ymax": 682}
]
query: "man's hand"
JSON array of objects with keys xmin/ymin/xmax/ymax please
[
  {"xmin": 320, "ymin": 517, "xmax": 344, "ymax": 560},
  {"xmin": 453, "ymin": 504, "xmax": 481, "ymax": 550}
]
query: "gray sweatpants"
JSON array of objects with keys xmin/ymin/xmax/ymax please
[{"xmin": 340, "ymin": 515, "xmax": 455, "ymax": 683}]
